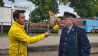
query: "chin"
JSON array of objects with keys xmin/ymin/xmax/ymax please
[
  {"xmin": 22, "ymin": 23, "xmax": 25, "ymax": 25},
  {"xmin": 20, "ymin": 23, "xmax": 24, "ymax": 25},
  {"xmin": 21, "ymin": 22, "xmax": 25, "ymax": 25}
]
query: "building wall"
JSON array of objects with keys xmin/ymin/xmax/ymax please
[
  {"xmin": 15, "ymin": 0, "xmax": 27, "ymax": 3},
  {"xmin": 0, "ymin": 7, "xmax": 12, "ymax": 25}
]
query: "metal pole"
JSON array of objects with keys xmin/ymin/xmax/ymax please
[
  {"xmin": 29, "ymin": 11, "xmax": 32, "ymax": 35},
  {"xmin": 11, "ymin": 9, "xmax": 13, "ymax": 25},
  {"xmin": 47, "ymin": 21, "xmax": 50, "ymax": 32},
  {"xmin": 26, "ymin": 22, "xmax": 29, "ymax": 34},
  {"xmin": 1, "ymin": 22, "xmax": 3, "ymax": 35}
]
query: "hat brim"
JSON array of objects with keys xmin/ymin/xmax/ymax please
[{"xmin": 63, "ymin": 12, "xmax": 76, "ymax": 18}]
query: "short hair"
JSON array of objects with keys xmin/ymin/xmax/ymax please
[{"xmin": 13, "ymin": 10, "xmax": 25, "ymax": 21}]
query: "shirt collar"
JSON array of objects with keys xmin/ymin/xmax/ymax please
[
  {"xmin": 66, "ymin": 24, "xmax": 73, "ymax": 30},
  {"xmin": 14, "ymin": 21, "xmax": 25, "ymax": 29},
  {"xmin": 67, "ymin": 24, "xmax": 73, "ymax": 33},
  {"xmin": 69, "ymin": 24, "xmax": 73, "ymax": 30}
]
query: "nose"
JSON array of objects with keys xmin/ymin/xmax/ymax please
[{"xmin": 24, "ymin": 19, "xmax": 26, "ymax": 22}]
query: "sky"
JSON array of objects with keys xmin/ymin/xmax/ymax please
[{"xmin": 3, "ymin": 0, "xmax": 78, "ymax": 20}]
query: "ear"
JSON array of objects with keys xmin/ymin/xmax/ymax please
[{"xmin": 15, "ymin": 18, "xmax": 19, "ymax": 22}]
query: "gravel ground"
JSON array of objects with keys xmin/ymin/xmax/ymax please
[
  {"xmin": 29, "ymin": 51, "xmax": 98, "ymax": 56},
  {"xmin": 0, "ymin": 33, "xmax": 98, "ymax": 56},
  {"xmin": 0, "ymin": 51, "xmax": 98, "ymax": 56},
  {"xmin": 29, "ymin": 51, "xmax": 58, "ymax": 56}
]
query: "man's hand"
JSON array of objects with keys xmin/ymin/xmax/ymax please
[{"xmin": 44, "ymin": 32, "xmax": 50, "ymax": 37}]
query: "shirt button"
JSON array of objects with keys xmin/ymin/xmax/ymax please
[
  {"xmin": 65, "ymin": 37, "xmax": 67, "ymax": 40},
  {"xmin": 64, "ymin": 43, "xmax": 67, "ymax": 45},
  {"xmin": 62, "ymin": 54, "xmax": 65, "ymax": 56},
  {"xmin": 63, "ymin": 49, "xmax": 66, "ymax": 51}
]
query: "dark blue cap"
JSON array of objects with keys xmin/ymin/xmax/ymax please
[{"xmin": 63, "ymin": 12, "xmax": 76, "ymax": 18}]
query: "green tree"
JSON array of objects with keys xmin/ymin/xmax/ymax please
[
  {"xmin": 30, "ymin": 0, "xmax": 59, "ymax": 23},
  {"xmin": 59, "ymin": 0, "xmax": 97, "ymax": 17},
  {"xmin": 0, "ymin": 0, "xmax": 4, "ymax": 7},
  {"xmin": 95, "ymin": 0, "xmax": 98, "ymax": 16}
]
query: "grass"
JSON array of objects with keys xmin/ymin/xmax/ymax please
[
  {"xmin": 0, "ymin": 34, "xmax": 1, "ymax": 37},
  {"xmin": 0, "ymin": 33, "xmax": 8, "ymax": 38},
  {"xmin": 28, "ymin": 33, "xmax": 58, "ymax": 36},
  {"xmin": 87, "ymin": 33, "xmax": 98, "ymax": 36}
]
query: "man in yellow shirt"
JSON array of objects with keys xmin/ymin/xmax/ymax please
[{"xmin": 8, "ymin": 10, "xmax": 50, "ymax": 56}]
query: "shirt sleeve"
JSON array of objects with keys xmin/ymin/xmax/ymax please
[
  {"xmin": 13, "ymin": 29, "xmax": 45, "ymax": 44},
  {"xmin": 79, "ymin": 29, "xmax": 91, "ymax": 56}
]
